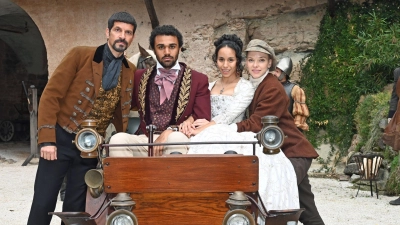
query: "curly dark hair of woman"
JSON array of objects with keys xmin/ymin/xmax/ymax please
[
  {"xmin": 212, "ymin": 34, "xmax": 244, "ymax": 75},
  {"xmin": 149, "ymin": 25, "xmax": 183, "ymax": 50}
]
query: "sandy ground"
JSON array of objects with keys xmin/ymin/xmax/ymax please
[{"xmin": 0, "ymin": 141, "xmax": 398, "ymax": 225}]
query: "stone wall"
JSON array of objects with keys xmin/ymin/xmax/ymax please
[
  {"xmin": 13, "ymin": 0, "xmax": 327, "ymax": 81},
  {"xmin": 181, "ymin": 4, "xmax": 326, "ymax": 82}
]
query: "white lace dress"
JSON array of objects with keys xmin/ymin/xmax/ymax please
[
  {"xmin": 208, "ymin": 78, "xmax": 254, "ymax": 125},
  {"xmin": 189, "ymin": 78, "xmax": 299, "ymax": 211}
]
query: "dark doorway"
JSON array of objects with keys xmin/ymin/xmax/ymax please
[{"xmin": 0, "ymin": 0, "xmax": 48, "ymax": 142}]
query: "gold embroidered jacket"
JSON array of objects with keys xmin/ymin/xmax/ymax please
[
  {"xmin": 132, "ymin": 62, "xmax": 211, "ymax": 136},
  {"xmin": 37, "ymin": 44, "xmax": 135, "ymax": 144}
]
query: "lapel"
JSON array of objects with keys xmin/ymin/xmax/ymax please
[
  {"xmin": 120, "ymin": 57, "xmax": 132, "ymax": 96},
  {"xmin": 137, "ymin": 63, "xmax": 192, "ymax": 123},
  {"xmin": 137, "ymin": 66, "xmax": 154, "ymax": 120},
  {"xmin": 251, "ymin": 75, "xmax": 268, "ymax": 114},
  {"xmin": 174, "ymin": 66, "xmax": 191, "ymax": 122},
  {"xmin": 92, "ymin": 45, "xmax": 105, "ymax": 97},
  {"xmin": 91, "ymin": 63, "xmax": 102, "ymax": 97}
]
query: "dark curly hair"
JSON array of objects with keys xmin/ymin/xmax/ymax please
[
  {"xmin": 108, "ymin": 12, "xmax": 137, "ymax": 34},
  {"xmin": 212, "ymin": 34, "xmax": 244, "ymax": 75},
  {"xmin": 149, "ymin": 25, "xmax": 183, "ymax": 50}
]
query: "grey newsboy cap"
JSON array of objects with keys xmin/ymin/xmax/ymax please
[{"xmin": 245, "ymin": 39, "xmax": 277, "ymax": 70}]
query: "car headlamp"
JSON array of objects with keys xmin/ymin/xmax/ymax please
[
  {"xmin": 77, "ymin": 130, "xmax": 98, "ymax": 151},
  {"xmin": 223, "ymin": 191, "xmax": 255, "ymax": 225},
  {"xmin": 106, "ymin": 209, "xmax": 138, "ymax": 225},
  {"xmin": 256, "ymin": 115, "xmax": 285, "ymax": 154},
  {"xmin": 222, "ymin": 209, "xmax": 255, "ymax": 225},
  {"xmin": 74, "ymin": 120, "xmax": 102, "ymax": 158},
  {"xmin": 226, "ymin": 191, "xmax": 251, "ymax": 210}
]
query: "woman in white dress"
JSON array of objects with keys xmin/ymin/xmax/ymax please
[
  {"xmin": 188, "ymin": 35, "xmax": 299, "ymax": 212},
  {"xmin": 186, "ymin": 34, "xmax": 254, "ymax": 137}
]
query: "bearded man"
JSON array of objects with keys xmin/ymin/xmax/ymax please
[{"xmin": 27, "ymin": 12, "xmax": 137, "ymax": 225}]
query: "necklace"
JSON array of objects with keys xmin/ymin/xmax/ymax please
[
  {"xmin": 220, "ymin": 87, "xmax": 224, "ymax": 94},
  {"xmin": 219, "ymin": 77, "xmax": 239, "ymax": 94},
  {"xmin": 220, "ymin": 81, "xmax": 226, "ymax": 94}
]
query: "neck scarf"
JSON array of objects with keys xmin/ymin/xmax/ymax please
[
  {"xmin": 154, "ymin": 68, "xmax": 178, "ymax": 104},
  {"xmin": 249, "ymin": 70, "xmax": 269, "ymax": 88},
  {"xmin": 102, "ymin": 44, "xmax": 124, "ymax": 91}
]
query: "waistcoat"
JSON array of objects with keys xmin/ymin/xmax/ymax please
[
  {"xmin": 87, "ymin": 71, "xmax": 122, "ymax": 136},
  {"xmin": 148, "ymin": 68, "xmax": 184, "ymax": 131}
]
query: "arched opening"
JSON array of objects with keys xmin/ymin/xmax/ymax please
[{"xmin": 0, "ymin": 0, "xmax": 48, "ymax": 141}]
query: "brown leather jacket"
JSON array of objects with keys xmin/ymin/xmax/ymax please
[
  {"xmin": 237, "ymin": 73, "xmax": 319, "ymax": 159},
  {"xmin": 37, "ymin": 44, "xmax": 135, "ymax": 144}
]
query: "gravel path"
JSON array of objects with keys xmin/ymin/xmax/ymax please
[{"xmin": 0, "ymin": 142, "xmax": 398, "ymax": 225}]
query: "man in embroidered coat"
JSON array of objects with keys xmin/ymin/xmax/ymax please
[
  {"xmin": 27, "ymin": 12, "xmax": 137, "ymax": 225},
  {"xmin": 109, "ymin": 25, "xmax": 211, "ymax": 156}
]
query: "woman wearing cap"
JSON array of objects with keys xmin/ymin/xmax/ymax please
[
  {"xmin": 188, "ymin": 37, "xmax": 300, "ymax": 213},
  {"xmin": 237, "ymin": 39, "xmax": 325, "ymax": 225}
]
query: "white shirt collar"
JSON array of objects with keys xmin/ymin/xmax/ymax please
[{"xmin": 156, "ymin": 61, "xmax": 181, "ymax": 75}]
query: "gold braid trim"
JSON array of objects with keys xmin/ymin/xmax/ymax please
[
  {"xmin": 37, "ymin": 124, "xmax": 56, "ymax": 132},
  {"xmin": 175, "ymin": 67, "xmax": 192, "ymax": 121},
  {"xmin": 138, "ymin": 66, "xmax": 154, "ymax": 118}
]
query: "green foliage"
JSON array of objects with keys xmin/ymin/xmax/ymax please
[
  {"xmin": 354, "ymin": 91, "xmax": 390, "ymax": 151},
  {"xmin": 300, "ymin": 0, "xmax": 400, "ymax": 157},
  {"xmin": 386, "ymin": 156, "xmax": 400, "ymax": 195},
  {"xmin": 391, "ymin": 155, "xmax": 399, "ymax": 169},
  {"xmin": 352, "ymin": 13, "xmax": 400, "ymax": 77}
]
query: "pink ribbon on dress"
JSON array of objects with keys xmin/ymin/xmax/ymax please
[{"xmin": 154, "ymin": 68, "xmax": 178, "ymax": 104}]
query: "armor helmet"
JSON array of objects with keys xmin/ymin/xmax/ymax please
[{"xmin": 276, "ymin": 57, "xmax": 293, "ymax": 81}]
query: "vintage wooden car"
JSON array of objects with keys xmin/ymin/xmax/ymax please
[{"xmin": 50, "ymin": 116, "xmax": 304, "ymax": 225}]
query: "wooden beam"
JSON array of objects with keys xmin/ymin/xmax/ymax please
[{"xmin": 143, "ymin": 0, "xmax": 159, "ymax": 29}]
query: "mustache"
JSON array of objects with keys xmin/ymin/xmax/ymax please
[
  {"xmin": 162, "ymin": 55, "xmax": 172, "ymax": 59},
  {"xmin": 114, "ymin": 39, "xmax": 128, "ymax": 45}
]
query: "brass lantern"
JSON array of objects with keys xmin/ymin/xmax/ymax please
[
  {"xmin": 73, "ymin": 119, "xmax": 103, "ymax": 158},
  {"xmin": 256, "ymin": 115, "xmax": 285, "ymax": 155},
  {"xmin": 106, "ymin": 193, "xmax": 138, "ymax": 225},
  {"xmin": 223, "ymin": 191, "xmax": 256, "ymax": 225}
]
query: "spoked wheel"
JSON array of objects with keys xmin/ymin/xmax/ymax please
[{"xmin": 0, "ymin": 120, "xmax": 15, "ymax": 142}]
